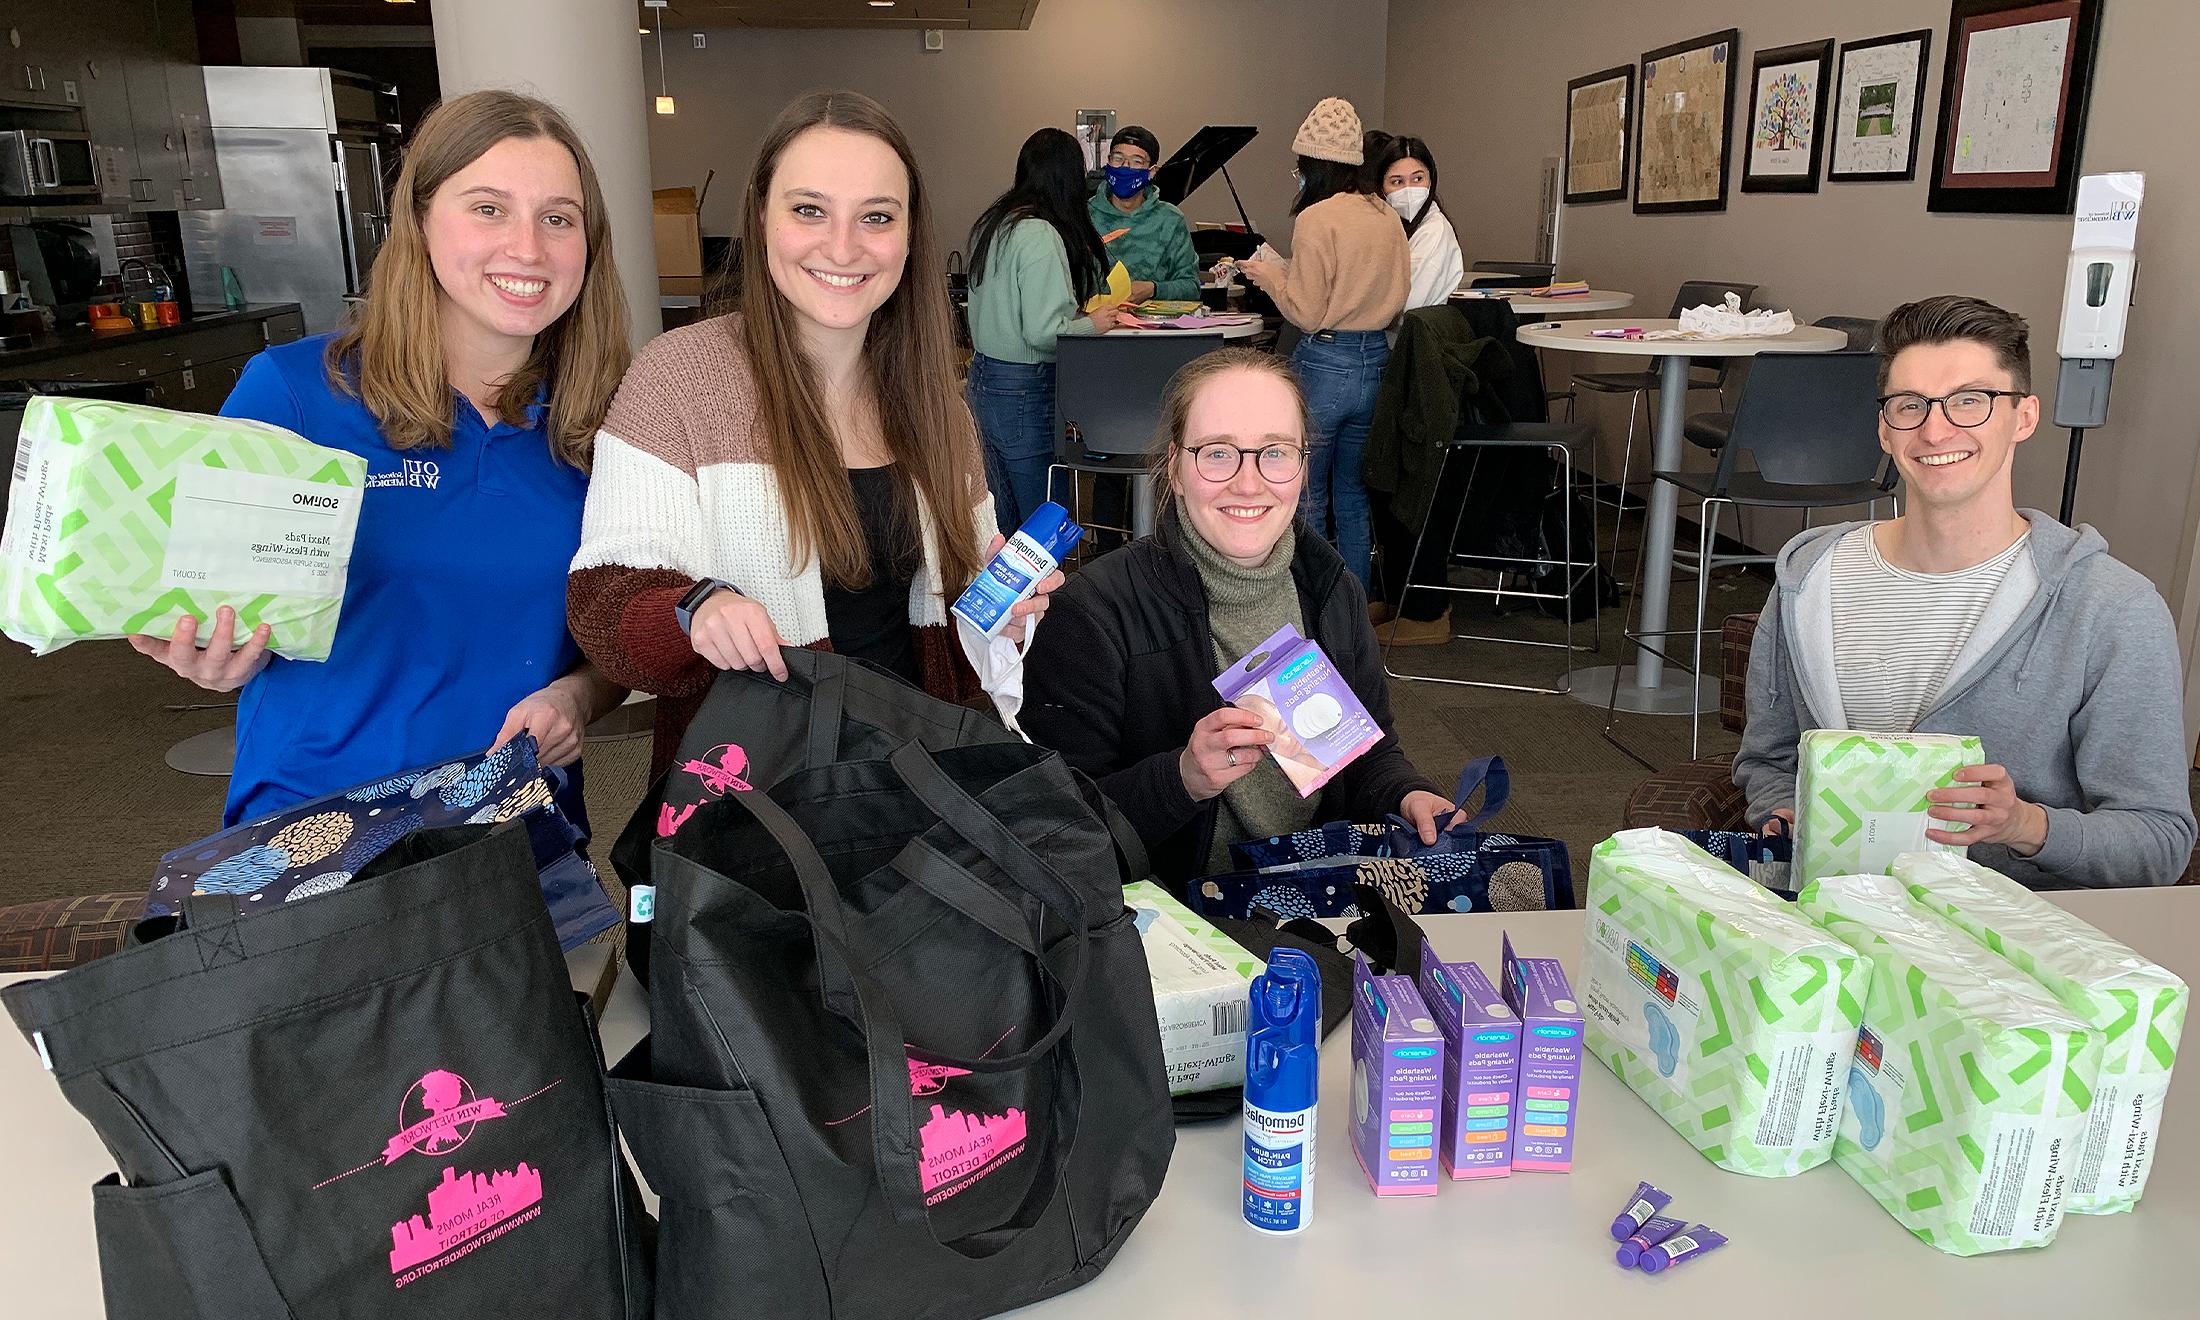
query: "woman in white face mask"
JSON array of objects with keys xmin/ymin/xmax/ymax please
[{"xmin": 1372, "ymin": 134, "xmax": 1464, "ymax": 312}]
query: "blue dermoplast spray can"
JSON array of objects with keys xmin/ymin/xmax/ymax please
[
  {"xmin": 951, "ymin": 501, "xmax": 1084, "ymax": 638},
  {"xmin": 1243, "ymin": 947, "xmax": 1322, "ymax": 1235}
]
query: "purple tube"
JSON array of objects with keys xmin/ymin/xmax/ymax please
[
  {"xmin": 1608, "ymin": 1180, "xmax": 1673, "ymax": 1241},
  {"xmin": 1614, "ymin": 1213, "xmax": 1687, "ymax": 1269},
  {"xmin": 1638, "ymin": 1226, "xmax": 1728, "ymax": 1274}
]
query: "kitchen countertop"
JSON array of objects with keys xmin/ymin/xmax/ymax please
[{"xmin": 0, "ymin": 303, "xmax": 304, "ymax": 376}]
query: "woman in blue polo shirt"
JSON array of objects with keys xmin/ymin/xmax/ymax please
[{"xmin": 128, "ymin": 90, "xmax": 631, "ymax": 831}]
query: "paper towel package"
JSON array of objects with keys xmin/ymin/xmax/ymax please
[
  {"xmin": 1896, "ymin": 852, "xmax": 2186, "ymax": 1214},
  {"xmin": 1794, "ymin": 730, "xmax": 1984, "ymax": 886},
  {"xmin": 1582, "ymin": 829, "xmax": 1872, "ymax": 1177},
  {"xmin": 1, "ymin": 397, "xmax": 365, "ymax": 660},
  {"xmin": 1125, "ymin": 880, "xmax": 1257, "ymax": 1095},
  {"xmin": 1799, "ymin": 872, "xmax": 2099, "ymax": 1255}
]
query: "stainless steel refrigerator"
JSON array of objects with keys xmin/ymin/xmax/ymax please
[{"xmin": 181, "ymin": 67, "xmax": 401, "ymax": 335}]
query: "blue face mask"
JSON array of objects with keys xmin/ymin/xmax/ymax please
[{"xmin": 1105, "ymin": 166, "xmax": 1151, "ymax": 200}]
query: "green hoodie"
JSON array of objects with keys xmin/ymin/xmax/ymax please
[{"xmin": 1087, "ymin": 183, "xmax": 1201, "ymax": 302}]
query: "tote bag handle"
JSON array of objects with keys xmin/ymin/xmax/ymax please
[{"xmin": 703, "ymin": 753, "xmax": 1097, "ymax": 1249}]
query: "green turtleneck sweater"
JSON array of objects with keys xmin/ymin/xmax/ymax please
[{"xmin": 1174, "ymin": 507, "xmax": 1317, "ymax": 872}]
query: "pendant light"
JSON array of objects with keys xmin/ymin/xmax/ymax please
[{"xmin": 645, "ymin": 1, "xmax": 675, "ymax": 115}]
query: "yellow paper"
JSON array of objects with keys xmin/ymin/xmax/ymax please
[{"xmin": 1083, "ymin": 261, "xmax": 1132, "ymax": 313}]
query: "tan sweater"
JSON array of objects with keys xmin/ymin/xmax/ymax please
[
  {"xmin": 1264, "ymin": 193, "xmax": 1411, "ymax": 333},
  {"xmin": 566, "ymin": 314, "xmax": 990, "ymax": 775}
]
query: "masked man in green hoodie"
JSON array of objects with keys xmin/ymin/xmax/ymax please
[
  {"xmin": 1736, "ymin": 295, "xmax": 2195, "ymax": 888},
  {"xmin": 1088, "ymin": 126, "xmax": 1201, "ymax": 304}
]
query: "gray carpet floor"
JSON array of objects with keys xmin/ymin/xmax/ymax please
[{"xmin": 0, "ymin": 532, "xmax": 1770, "ymax": 910}]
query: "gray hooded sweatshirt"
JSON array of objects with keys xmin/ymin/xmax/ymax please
[{"xmin": 1734, "ymin": 511, "xmax": 2195, "ymax": 889}]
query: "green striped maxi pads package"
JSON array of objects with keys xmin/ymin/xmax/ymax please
[
  {"xmin": 1582, "ymin": 829, "xmax": 1873, "ymax": 1177},
  {"xmin": 1895, "ymin": 851, "xmax": 2185, "ymax": 1214},
  {"xmin": 1798, "ymin": 871, "xmax": 2098, "ymax": 1255},
  {"xmin": 1795, "ymin": 730, "xmax": 1984, "ymax": 888},
  {"xmin": 1, "ymin": 397, "xmax": 364, "ymax": 661}
]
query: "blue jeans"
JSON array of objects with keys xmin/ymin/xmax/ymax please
[
  {"xmin": 965, "ymin": 353, "xmax": 1056, "ymax": 535},
  {"xmin": 1290, "ymin": 330, "xmax": 1388, "ymax": 589}
]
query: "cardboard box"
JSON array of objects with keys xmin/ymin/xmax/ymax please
[
  {"xmin": 1211, "ymin": 623, "xmax": 1383, "ymax": 798},
  {"xmin": 1418, "ymin": 957, "xmax": 1520, "ymax": 1178},
  {"xmin": 1351, "ymin": 957, "xmax": 1446, "ymax": 1195},
  {"xmin": 652, "ymin": 186, "xmax": 703, "ymax": 278},
  {"xmin": 1124, "ymin": 881, "xmax": 1257, "ymax": 1095},
  {"xmin": 1501, "ymin": 932, "xmax": 1584, "ymax": 1172}
]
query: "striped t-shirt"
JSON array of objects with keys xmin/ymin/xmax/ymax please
[{"xmin": 1829, "ymin": 524, "xmax": 2029, "ymax": 733}]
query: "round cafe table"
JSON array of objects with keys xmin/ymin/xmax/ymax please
[
  {"xmin": 1450, "ymin": 289, "xmax": 1634, "ymax": 316},
  {"xmin": 1514, "ymin": 318, "xmax": 1848, "ymax": 713},
  {"xmin": 1085, "ymin": 315, "xmax": 1263, "ymax": 340}
]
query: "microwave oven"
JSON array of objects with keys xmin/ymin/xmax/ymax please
[{"xmin": 0, "ymin": 129, "xmax": 99, "ymax": 202}]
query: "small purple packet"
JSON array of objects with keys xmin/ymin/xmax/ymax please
[{"xmin": 1211, "ymin": 624, "xmax": 1382, "ymax": 798}]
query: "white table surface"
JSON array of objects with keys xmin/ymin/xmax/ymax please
[
  {"xmin": 1016, "ymin": 890, "xmax": 2196, "ymax": 1317},
  {"xmin": 1452, "ymin": 289, "xmax": 1635, "ymax": 315},
  {"xmin": 1516, "ymin": 318, "xmax": 1847, "ymax": 713},
  {"xmin": 6, "ymin": 893, "xmax": 2191, "ymax": 1315},
  {"xmin": 1075, "ymin": 316, "xmax": 1263, "ymax": 340}
]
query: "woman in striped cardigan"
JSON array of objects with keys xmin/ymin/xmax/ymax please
[{"xmin": 567, "ymin": 91, "xmax": 1053, "ymax": 777}]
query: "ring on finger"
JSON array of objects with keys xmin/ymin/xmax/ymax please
[{"xmin": 1226, "ymin": 750, "xmax": 1239, "ymax": 768}]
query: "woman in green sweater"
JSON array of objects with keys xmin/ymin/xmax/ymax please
[{"xmin": 965, "ymin": 128, "xmax": 1124, "ymax": 532}]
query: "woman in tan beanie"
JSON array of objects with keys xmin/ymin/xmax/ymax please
[{"xmin": 1241, "ymin": 96, "xmax": 1408, "ymax": 590}]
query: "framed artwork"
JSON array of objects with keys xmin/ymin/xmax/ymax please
[
  {"xmin": 1927, "ymin": 0, "xmax": 2105, "ymax": 213},
  {"xmin": 1634, "ymin": 28, "xmax": 1741, "ymax": 215},
  {"xmin": 1742, "ymin": 38, "xmax": 1835, "ymax": 192},
  {"xmin": 1563, "ymin": 64, "xmax": 1634, "ymax": 204},
  {"xmin": 1827, "ymin": 28, "xmax": 1934, "ymax": 182}
]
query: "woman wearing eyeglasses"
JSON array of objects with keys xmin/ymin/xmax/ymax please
[{"xmin": 1023, "ymin": 348, "xmax": 1454, "ymax": 895}]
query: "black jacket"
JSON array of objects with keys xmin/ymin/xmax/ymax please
[{"xmin": 1024, "ymin": 515, "xmax": 1444, "ymax": 896}]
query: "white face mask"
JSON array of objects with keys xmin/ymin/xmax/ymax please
[{"xmin": 1387, "ymin": 186, "xmax": 1430, "ymax": 220}]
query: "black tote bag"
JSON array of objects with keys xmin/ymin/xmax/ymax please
[
  {"xmin": 608, "ymin": 737, "xmax": 1174, "ymax": 1320},
  {"xmin": 2, "ymin": 825, "xmax": 649, "ymax": 1320},
  {"xmin": 613, "ymin": 648, "xmax": 1019, "ymax": 983}
]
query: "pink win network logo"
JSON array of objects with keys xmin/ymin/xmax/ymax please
[{"xmin": 384, "ymin": 1069, "xmax": 508, "ymax": 1164}]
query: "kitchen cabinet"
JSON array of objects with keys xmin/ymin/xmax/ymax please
[
  {"xmin": 0, "ymin": 4, "xmax": 76, "ymax": 108},
  {"xmin": 0, "ymin": 0, "xmax": 219, "ymax": 212}
]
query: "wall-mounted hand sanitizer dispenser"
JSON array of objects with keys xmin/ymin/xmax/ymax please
[
  {"xmin": 2057, "ymin": 248, "xmax": 2134, "ymax": 359},
  {"xmin": 2056, "ymin": 172, "xmax": 2143, "ymax": 362}
]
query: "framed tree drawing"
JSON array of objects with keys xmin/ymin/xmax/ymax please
[
  {"xmin": 1743, "ymin": 38, "xmax": 1834, "ymax": 192},
  {"xmin": 1828, "ymin": 28, "xmax": 1934, "ymax": 182},
  {"xmin": 1564, "ymin": 64, "xmax": 1633, "ymax": 204},
  {"xmin": 1928, "ymin": 0, "xmax": 2104, "ymax": 213},
  {"xmin": 1634, "ymin": 29, "xmax": 1741, "ymax": 214}
]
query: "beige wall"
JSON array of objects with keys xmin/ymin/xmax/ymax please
[
  {"xmin": 1387, "ymin": 0, "xmax": 2200, "ymax": 692},
  {"xmin": 641, "ymin": 0, "xmax": 1388, "ymax": 263}
]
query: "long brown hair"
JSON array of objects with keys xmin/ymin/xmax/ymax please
[
  {"xmin": 1146, "ymin": 347, "xmax": 1309, "ymax": 513},
  {"xmin": 325, "ymin": 90, "xmax": 630, "ymax": 470},
  {"xmin": 736, "ymin": 91, "xmax": 985, "ymax": 593}
]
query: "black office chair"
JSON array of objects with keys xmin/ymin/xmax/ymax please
[
  {"xmin": 1618, "ymin": 350, "xmax": 1896, "ymax": 756},
  {"xmin": 1574, "ymin": 279, "xmax": 1759, "ymax": 578},
  {"xmin": 1683, "ymin": 315, "xmax": 1879, "ymax": 452},
  {"xmin": 1383, "ymin": 302, "xmax": 1602, "ymax": 694},
  {"xmin": 1049, "ymin": 332, "xmax": 1226, "ymax": 548}
]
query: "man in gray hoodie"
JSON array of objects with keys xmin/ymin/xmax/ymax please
[{"xmin": 1735, "ymin": 295, "xmax": 2195, "ymax": 889}]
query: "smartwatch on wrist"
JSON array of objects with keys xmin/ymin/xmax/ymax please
[{"xmin": 675, "ymin": 578, "xmax": 737, "ymax": 635}]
